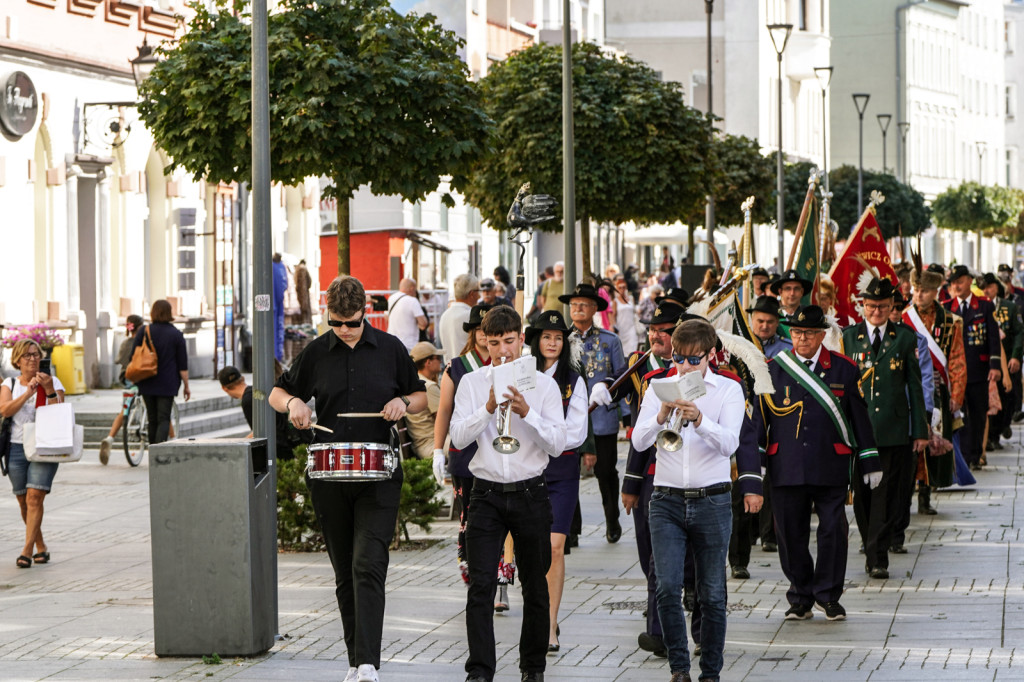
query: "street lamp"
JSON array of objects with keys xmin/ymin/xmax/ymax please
[
  {"xmin": 897, "ymin": 121, "xmax": 910, "ymax": 182},
  {"xmin": 130, "ymin": 37, "xmax": 160, "ymax": 91},
  {"xmin": 976, "ymin": 141, "xmax": 986, "ymax": 183},
  {"xmin": 705, "ymin": 0, "xmax": 715, "ymax": 260},
  {"xmin": 852, "ymin": 93, "xmax": 871, "ymax": 213},
  {"xmin": 813, "ymin": 66, "xmax": 833, "ymax": 193},
  {"xmin": 768, "ymin": 23, "xmax": 793, "ymax": 272},
  {"xmin": 877, "ymin": 114, "xmax": 892, "ymax": 174}
]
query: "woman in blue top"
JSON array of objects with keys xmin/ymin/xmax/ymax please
[{"xmin": 132, "ymin": 300, "xmax": 190, "ymax": 444}]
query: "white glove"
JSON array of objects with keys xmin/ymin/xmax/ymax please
[
  {"xmin": 432, "ymin": 449, "xmax": 446, "ymax": 486},
  {"xmin": 589, "ymin": 382, "xmax": 612, "ymax": 407},
  {"xmin": 864, "ymin": 471, "xmax": 883, "ymax": 490},
  {"xmin": 931, "ymin": 407, "xmax": 942, "ymax": 431}
]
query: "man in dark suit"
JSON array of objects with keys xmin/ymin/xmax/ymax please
[
  {"xmin": 944, "ymin": 265, "xmax": 1001, "ymax": 470},
  {"xmin": 751, "ymin": 306, "xmax": 879, "ymax": 621},
  {"xmin": 982, "ymin": 273, "xmax": 1023, "ymax": 451},
  {"xmin": 841, "ymin": 278, "xmax": 929, "ymax": 578}
]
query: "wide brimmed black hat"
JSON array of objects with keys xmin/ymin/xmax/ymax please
[
  {"xmin": 861, "ymin": 277, "xmax": 898, "ymax": 301},
  {"xmin": 998, "ymin": 263, "xmax": 1013, "ymax": 273},
  {"xmin": 655, "ymin": 287, "xmax": 690, "ymax": 310},
  {"xmin": 787, "ymin": 305, "xmax": 830, "ymax": 329},
  {"xmin": 746, "ymin": 295, "xmax": 783, "ymax": 318},
  {"xmin": 558, "ymin": 282, "xmax": 609, "ymax": 311},
  {"xmin": 642, "ymin": 304, "xmax": 684, "ymax": 326},
  {"xmin": 892, "ymin": 289, "xmax": 907, "ymax": 310},
  {"xmin": 947, "ymin": 264, "xmax": 973, "ymax": 284},
  {"xmin": 751, "ymin": 267, "xmax": 770, "ymax": 278},
  {"xmin": 769, "ymin": 269, "xmax": 813, "ymax": 295},
  {"xmin": 525, "ymin": 310, "xmax": 571, "ymax": 346},
  {"xmin": 982, "ymin": 273, "xmax": 1005, "ymax": 297},
  {"xmin": 463, "ymin": 303, "xmax": 494, "ymax": 332}
]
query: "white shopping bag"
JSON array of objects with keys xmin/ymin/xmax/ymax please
[{"xmin": 24, "ymin": 403, "xmax": 84, "ymax": 462}]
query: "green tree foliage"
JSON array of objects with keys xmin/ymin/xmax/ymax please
[
  {"xmin": 689, "ymin": 133, "xmax": 775, "ymax": 228},
  {"xmin": 138, "ymin": 0, "xmax": 491, "ymax": 273},
  {"xmin": 932, "ymin": 182, "xmax": 1024, "ymax": 239},
  {"xmin": 276, "ymin": 447, "xmax": 324, "ymax": 552},
  {"xmin": 820, "ymin": 165, "xmax": 930, "ymax": 239},
  {"xmin": 394, "ymin": 458, "xmax": 442, "ymax": 547},
  {"xmin": 463, "ymin": 42, "xmax": 710, "ymax": 271},
  {"xmin": 782, "ymin": 161, "xmax": 819, "ymax": 229}
]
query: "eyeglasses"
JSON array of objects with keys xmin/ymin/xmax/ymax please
[
  {"xmin": 21, "ymin": 352, "xmax": 41, "ymax": 359},
  {"xmin": 672, "ymin": 350, "xmax": 708, "ymax": 366},
  {"xmin": 789, "ymin": 329, "xmax": 825, "ymax": 338},
  {"xmin": 862, "ymin": 303, "xmax": 892, "ymax": 312},
  {"xmin": 649, "ymin": 328, "xmax": 673, "ymax": 337},
  {"xmin": 569, "ymin": 302, "xmax": 595, "ymax": 309},
  {"xmin": 327, "ymin": 315, "xmax": 364, "ymax": 328}
]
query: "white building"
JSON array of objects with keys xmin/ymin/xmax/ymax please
[{"xmin": 1006, "ymin": 0, "xmax": 1023, "ymax": 191}]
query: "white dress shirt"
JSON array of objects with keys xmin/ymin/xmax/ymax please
[
  {"xmin": 865, "ymin": 320, "xmax": 887, "ymax": 351},
  {"xmin": 438, "ymin": 301, "xmax": 471, "ymax": 362},
  {"xmin": 794, "ymin": 345, "xmax": 823, "ymax": 368},
  {"xmin": 451, "ymin": 364, "xmax": 568, "ymax": 482},
  {"xmin": 544, "ymin": 361, "xmax": 589, "ymax": 450},
  {"xmin": 631, "ymin": 370, "xmax": 744, "ymax": 489}
]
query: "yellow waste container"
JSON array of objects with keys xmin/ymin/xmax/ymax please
[{"xmin": 50, "ymin": 344, "xmax": 87, "ymax": 395}]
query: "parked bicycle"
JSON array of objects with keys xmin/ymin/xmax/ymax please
[{"xmin": 122, "ymin": 387, "xmax": 179, "ymax": 467}]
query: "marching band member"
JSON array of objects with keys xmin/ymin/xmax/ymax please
[
  {"xmin": 270, "ymin": 275, "xmax": 426, "ymax": 682},
  {"xmin": 451, "ymin": 305, "xmax": 567, "ymax": 682},
  {"xmin": 631, "ymin": 318, "xmax": 756, "ymax": 682},
  {"xmin": 752, "ymin": 306, "xmax": 878, "ymax": 621},
  {"xmin": 770, "ymin": 270, "xmax": 813, "ymax": 328},
  {"xmin": 524, "ymin": 311, "xmax": 588, "ymax": 653},
  {"xmin": 841, "ymin": 278, "xmax": 928, "ymax": 579},
  {"xmin": 944, "ymin": 265, "xmax": 1001, "ymax": 470}
]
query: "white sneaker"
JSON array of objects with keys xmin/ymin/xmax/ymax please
[
  {"xmin": 99, "ymin": 437, "xmax": 112, "ymax": 465},
  {"xmin": 343, "ymin": 667, "xmax": 358, "ymax": 682},
  {"xmin": 356, "ymin": 664, "xmax": 379, "ymax": 682}
]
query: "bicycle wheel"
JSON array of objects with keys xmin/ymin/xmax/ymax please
[
  {"xmin": 168, "ymin": 401, "xmax": 180, "ymax": 441},
  {"xmin": 123, "ymin": 397, "xmax": 148, "ymax": 467}
]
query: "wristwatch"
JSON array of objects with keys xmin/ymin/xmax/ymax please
[{"xmin": 399, "ymin": 395, "xmax": 410, "ymax": 407}]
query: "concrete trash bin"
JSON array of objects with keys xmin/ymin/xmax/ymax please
[{"xmin": 149, "ymin": 438, "xmax": 277, "ymax": 657}]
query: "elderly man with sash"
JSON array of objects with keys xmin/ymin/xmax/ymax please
[
  {"xmin": 841, "ymin": 278, "xmax": 929, "ymax": 578},
  {"xmin": 752, "ymin": 306, "xmax": 878, "ymax": 621},
  {"xmin": 981, "ymin": 273, "xmax": 1023, "ymax": 452},
  {"xmin": 944, "ymin": 265, "xmax": 1001, "ymax": 470},
  {"xmin": 903, "ymin": 268, "xmax": 965, "ymax": 508}
]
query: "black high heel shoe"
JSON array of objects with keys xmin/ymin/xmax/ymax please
[{"xmin": 547, "ymin": 624, "xmax": 561, "ymax": 653}]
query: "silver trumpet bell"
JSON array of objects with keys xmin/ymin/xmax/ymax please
[
  {"xmin": 656, "ymin": 408, "xmax": 689, "ymax": 452},
  {"xmin": 493, "ymin": 399, "xmax": 520, "ymax": 453}
]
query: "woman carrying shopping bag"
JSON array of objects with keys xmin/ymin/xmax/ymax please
[{"xmin": 0, "ymin": 339, "xmax": 65, "ymax": 568}]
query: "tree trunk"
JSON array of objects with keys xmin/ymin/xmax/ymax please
[
  {"xmin": 580, "ymin": 213, "xmax": 592, "ymax": 278},
  {"xmin": 688, "ymin": 224, "xmax": 696, "ymax": 264},
  {"xmin": 336, "ymin": 194, "xmax": 350, "ymax": 276}
]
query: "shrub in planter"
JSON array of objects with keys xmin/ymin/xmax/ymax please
[
  {"xmin": 276, "ymin": 445, "xmax": 324, "ymax": 552},
  {"xmin": 394, "ymin": 458, "xmax": 442, "ymax": 548}
]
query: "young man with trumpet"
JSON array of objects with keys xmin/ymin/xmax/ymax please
[
  {"xmin": 630, "ymin": 318, "xmax": 756, "ymax": 682},
  {"xmin": 450, "ymin": 305, "xmax": 568, "ymax": 682}
]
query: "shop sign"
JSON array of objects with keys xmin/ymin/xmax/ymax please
[{"xmin": 1, "ymin": 72, "xmax": 39, "ymax": 139}]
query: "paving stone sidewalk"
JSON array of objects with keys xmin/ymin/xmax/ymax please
[{"xmin": 1, "ymin": 428, "xmax": 1023, "ymax": 681}]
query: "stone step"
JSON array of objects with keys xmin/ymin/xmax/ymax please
[
  {"xmin": 83, "ymin": 407, "xmax": 248, "ymax": 447},
  {"xmin": 75, "ymin": 395, "xmax": 238, "ymax": 426}
]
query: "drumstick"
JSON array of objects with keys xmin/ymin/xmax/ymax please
[
  {"xmin": 311, "ymin": 423, "xmax": 334, "ymax": 434},
  {"xmin": 336, "ymin": 412, "xmax": 386, "ymax": 418}
]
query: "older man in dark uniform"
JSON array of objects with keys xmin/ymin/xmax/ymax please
[
  {"xmin": 981, "ymin": 273, "xmax": 1023, "ymax": 451},
  {"xmin": 944, "ymin": 265, "xmax": 1001, "ymax": 470},
  {"xmin": 841, "ymin": 278, "xmax": 929, "ymax": 578},
  {"xmin": 752, "ymin": 306, "xmax": 879, "ymax": 621}
]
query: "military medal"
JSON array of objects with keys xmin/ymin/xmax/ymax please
[
  {"xmin": 783, "ymin": 386, "xmax": 791, "ymax": 406},
  {"xmin": 864, "ymin": 359, "xmax": 872, "ymax": 368}
]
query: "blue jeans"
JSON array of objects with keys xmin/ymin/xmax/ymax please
[{"xmin": 649, "ymin": 487, "xmax": 732, "ymax": 680}]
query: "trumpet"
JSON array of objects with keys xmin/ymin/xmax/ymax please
[
  {"xmin": 492, "ymin": 358, "xmax": 521, "ymax": 454},
  {"xmin": 656, "ymin": 408, "xmax": 690, "ymax": 452}
]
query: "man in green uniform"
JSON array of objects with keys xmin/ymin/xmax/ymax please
[
  {"xmin": 982, "ymin": 273, "xmax": 1023, "ymax": 451},
  {"xmin": 841, "ymin": 277, "xmax": 929, "ymax": 579}
]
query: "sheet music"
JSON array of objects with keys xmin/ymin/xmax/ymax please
[
  {"xmin": 650, "ymin": 371, "xmax": 707, "ymax": 404},
  {"xmin": 492, "ymin": 355, "xmax": 537, "ymax": 396}
]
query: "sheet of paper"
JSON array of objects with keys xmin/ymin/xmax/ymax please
[
  {"xmin": 492, "ymin": 355, "xmax": 537, "ymax": 397},
  {"xmin": 650, "ymin": 371, "xmax": 707, "ymax": 404}
]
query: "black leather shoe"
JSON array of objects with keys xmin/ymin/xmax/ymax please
[
  {"xmin": 466, "ymin": 677, "xmax": 489, "ymax": 682},
  {"xmin": 784, "ymin": 604, "xmax": 813, "ymax": 620},
  {"xmin": 521, "ymin": 672, "xmax": 544, "ymax": 682},
  {"xmin": 815, "ymin": 600, "xmax": 847, "ymax": 621},
  {"xmin": 731, "ymin": 566, "xmax": 750, "ymax": 580},
  {"xmin": 992, "ymin": 441, "xmax": 1004, "ymax": 451},
  {"xmin": 683, "ymin": 588, "xmax": 696, "ymax": 612},
  {"xmin": 637, "ymin": 631, "xmax": 667, "ymax": 657},
  {"xmin": 870, "ymin": 566, "xmax": 889, "ymax": 579},
  {"xmin": 761, "ymin": 541, "xmax": 778, "ymax": 552},
  {"xmin": 606, "ymin": 519, "xmax": 622, "ymax": 543},
  {"xmin": 986, "ymin": 441, "xmax": 995, "ymax": 452},
  {"xmin": 693, "ymin": 643, "xmax": 702, "ymax": 656},
  {"xmin": 891, "ymin": 545, "xmax": 908, "ymax": 554},
  {"xmin": 1003, "ymin": 426, "xmax": 1014, "ymax": 439},
  {"xmin": 1013, "ymin": 411, "xmax": 1023, "ymax": 423}
]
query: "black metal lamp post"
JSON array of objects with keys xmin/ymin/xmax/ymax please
[
  {"xmin": 768, "ymin": 23, "xmax": 793, "ymax": 271},
  {"xmin": 897, "ymin": 121, "xmax": 910, "ymax": 182},
  {"xmin": 852, "ymin": 93, "xmax": 870, "ymax": 213},
  {"xmin": 705, "ymin": 0, "xmax": 715, "ymax": 259},
  {"xmin": 813, "ymin": 66, "xmax": 833, "ymax": 193},
  {"xmin": 130, "ymin": 37, "xmax": 160, "ymax": 90},
  {"xmin": 877, "ymin": 113, "xmax": 892, "ymax": 174}
]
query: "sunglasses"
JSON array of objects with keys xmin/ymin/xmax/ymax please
[
  {"xmin": 672, "ymin": 350, "xmax": 708, "ymax": 366},
  {"xmin": 327, "ymin": 315, "xmax": 364, "ymax": 328}
]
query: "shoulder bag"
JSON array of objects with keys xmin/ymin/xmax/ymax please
[
  {"xmin": 125, "ymin": 325, "xmax": 159, "ymax": 383},
  {"xmin": 0, "ymin": 378, "xmax": 14, "ymax": 475}
]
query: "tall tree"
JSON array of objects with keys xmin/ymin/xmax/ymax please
[
  {"xmin": 811, "ymin": 165, "xmax": 930, "ymax": 240},
  {"xmin": 933, "ymin": 181, "xmax": 1024, "ymax": 236},
  {"xmin": 462, "ymin": 42, "xmax": 710, "ymax": 276},
  {"xmin": 138, "ymin": 0, "xmax": 491, "ymax": 275}
]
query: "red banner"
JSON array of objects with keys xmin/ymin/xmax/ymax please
[{"xmin": 827, "ymin": 209, "xmax": 896, "ymax": 324}]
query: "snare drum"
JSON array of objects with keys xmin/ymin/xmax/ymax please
[{"xmin": 307, "ymin": 442, "xmax": 397, "ymax": 481}]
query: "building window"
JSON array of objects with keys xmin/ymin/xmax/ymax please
[
  {"xmin": 1007, "ymin": 20, "xmax": 1017, "ymax": 55},
  {"xmin": 1009, "ymin": 84, "xmax": 1019, "ymax": 119}
]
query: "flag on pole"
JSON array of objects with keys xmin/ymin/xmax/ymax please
[
  {"xmin": 731, "ymin": 292, "xmax": 763, "ymax": 353},
  {"xmin": 793, "ymin": 217, "xmax": 819, "ymax": 307},
  {"xmin": 827, "ymin": 203, "xmax": 897, "ymax": 324}
]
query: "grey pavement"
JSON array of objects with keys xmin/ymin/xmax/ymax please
[{"xmin": 2, "ymin": 422, "xmax": 1024, "ymax": 681}]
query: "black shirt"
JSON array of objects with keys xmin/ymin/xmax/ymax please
[{"xmin": 275, "ymin": 323, "xmax": 425, "ymax": 445}]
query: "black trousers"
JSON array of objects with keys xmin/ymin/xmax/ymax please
[
  {"xmin": 854, "ymin": 445, "xmax": 910, "ymax": 569},
  {"xmin": 594, "ymin": 434, "xmax": 621, "ymax": 525},
  {"xmin": 773, "ymin": 484, "xmax": 848, "ymax": 606},
  {"xmin": 308, "ymin": 474, "xmax": 401, "ymax": 669},
  {"xmin": 465, "ymin": 479, "xmax": 552, "ymax": 681},
  {"xmin": 890, "ymin": 445, "xmax": 918, "ymax": 548},
  {"xmin": 453, "ymin": 475, "xmax": 475, "ymax": 574},
  {"xmin": 963, "ymin": 381, "xmax": 989, "ymax": 465},
  {"xmin": 728, "ymin": 484, "xmax": 753, "ymax": 568},
  {"xmin": 632, "ymin": 473, "xmax": 661, "ymax": 636},
  {"xmin": 759, "ymin": 471, "xmax": 777, "ymax": 544},
  {"xmin": 142, "ymin": 394, "xmax": 175, "ymax": 445}
]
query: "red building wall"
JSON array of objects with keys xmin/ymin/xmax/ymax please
[{"xmin": 318, "ymin": 232, "xmax": 406, "ymax": 293}]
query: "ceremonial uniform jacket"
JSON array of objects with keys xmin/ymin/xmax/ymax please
[
  {"xmin": 752, "ymin": 348, "xmax": 879, "ymax": 488},
  {"xmin": 776, "ymin": 306, "xmax": 803, "ymax": 339},
  {"xmin": 944, "ymin": 295, "xmax": 1000, "ymax": 384},
  {"xmin": 760, "ymin": 334, "xmax": 793, "ymax": 359},
  {"xmin": 609, "ymin": 350, "xmax": 669, "ymax": 424},
  {"xmin": 840, "ymin": 322, "xmax": 929, "ymax": 447},
  {"xmin": 993, "ymin": 297, "xmax": 1024, "ymax": 362},
  {"xmin": 570, "ymin": 325, "xmax": 626, "ymax": 436},
  {"xmin": 903, "ymin": 303, "xmax": 966, "ymax": 408}
]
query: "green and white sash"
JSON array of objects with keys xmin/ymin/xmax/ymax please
[
  {"xmin": 458, "ymin": 350, "xmax": 487, "ymax": 374},
  {"xmin": 776, "ymin": 350, "xmax": 856, "ymax": 450}
]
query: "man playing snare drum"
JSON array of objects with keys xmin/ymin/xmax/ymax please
[{"xmin": 270, "ymin": 275, "xmax": 426, "ymax": 682}]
